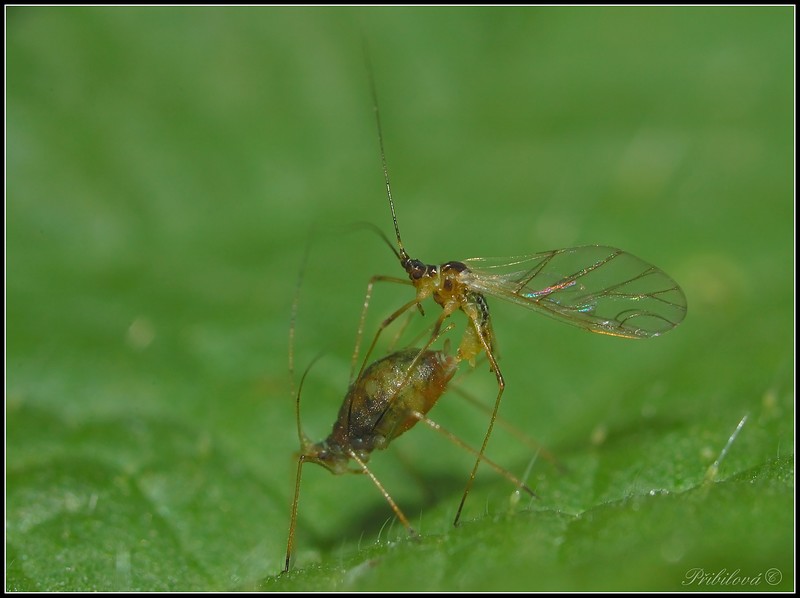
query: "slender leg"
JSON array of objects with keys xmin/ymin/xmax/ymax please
[
  {"xmin": 348, "ymin": 450, "xmax": 416, "ymax": 536},
  {"xmin": 355, "ymin": 296, "xmax": 422, "ymax": 381},
  {"xmin": 283, "ymin": 455, "xmax": 307, "ymax": 573},
  {"xmin": 409, "ymin": 411, "xmax": 535, "ymax": 498},
  {"xmin": 350, "ymin": 275, "xmax": 413, "ymax": 384},
  {"xmin": 449, "ymin": 385, "xmax": 565, "ymax": 472},
  {"xmin": 386, "ymin": 309, "xmax": 417, "ymax": 353},
  {"xmin": 453, "ymin": 326, "xmax": 505, "ymax": 526},
  {"xmin": 400, "ymin": 311, "xmax": 457, "ymax": 383}
]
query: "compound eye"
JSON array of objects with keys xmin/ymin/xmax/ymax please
[{"xmin": 406, "ymin": 259, "xmax": 427, "ymax": 280}]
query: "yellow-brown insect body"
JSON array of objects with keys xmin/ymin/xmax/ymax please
[
  {"xmin": 362, "ymin": 64, "xmax": 687, "ymax": 533},
  {"xmin": 284, "ymin": 340, "xmax": 534, "ymax": 573},
  {"xmin": 302, "ymin": 348, "xmax": 458, "ymax": 475},
  {"xmin": 402, "ymin": 257, "xmax": 494, "ymax": 367}
]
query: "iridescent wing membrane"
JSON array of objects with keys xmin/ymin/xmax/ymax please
[{"xmin": 462, "ymin": 245, "xmax": 687, "ymax": 339}]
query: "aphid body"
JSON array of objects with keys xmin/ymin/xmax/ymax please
[
  {"xmin": 300, "ymin": 348, "xmax": 458, "ymax": 475},
  {"xmin": 284, "ymin": 344, "xmax": 534, "ymax": 572},
  {"xmin": 285, "ymin": 347, "xmax": 460, "ymax": 573}
]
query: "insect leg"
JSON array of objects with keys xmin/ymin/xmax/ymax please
[
  {"xmin": 399, "ymin": 312, "xmax": 458, "ymax": 388},
  {"xmin": 348, "ymin": 449, "xmax": 417, "ymax": 536},
  {"xmin": 350, "ymin": 275, "xmax": 414, "ymax": 384},
  {"xmin": 449, "ymin": 384, "xmax": 565, "ymax": 473},
  {"xmin": 453, "ymin": 327, "xmax": 505, "ymax": 526},
  {"xmin": 283, "ymin": 454, "xmax": 308, "ymax": 573},
  {"xmin": 409, "ymin": 410, "xmax": 536, "ymax": 498},
  {"xmin": 354, "ymin": 294, "xmax": 422, "ymax": 382},
  {"xmin": 385, "ymin": 309, "xmax": 418, "ymax": 354}
]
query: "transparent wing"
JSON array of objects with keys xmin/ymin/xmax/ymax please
[{"xmin": 462, "ymin": 246, "xmax": 687, "ymax": 339}]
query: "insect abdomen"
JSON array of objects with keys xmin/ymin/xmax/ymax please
[{"xmin": 342, "ymin": 349, "xmax": 457, "ymax": 450}]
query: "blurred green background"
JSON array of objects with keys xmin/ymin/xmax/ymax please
[{"xmin": 7, "ymin": 6, "xmax": 793, "ymax": 592}]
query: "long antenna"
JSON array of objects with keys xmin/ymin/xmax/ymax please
[{"xmin": 363, "ymin": 43, "xmax": 409, "ymax": 262}]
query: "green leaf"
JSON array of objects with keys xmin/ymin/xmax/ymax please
[{"xmin": 7, "ymin": 6, "xmax": 793, "ymax": 592}]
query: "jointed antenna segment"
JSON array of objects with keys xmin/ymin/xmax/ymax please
[{"xmin": 363, "ymin": 47, "xmax": 408, "ymax": 261}]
